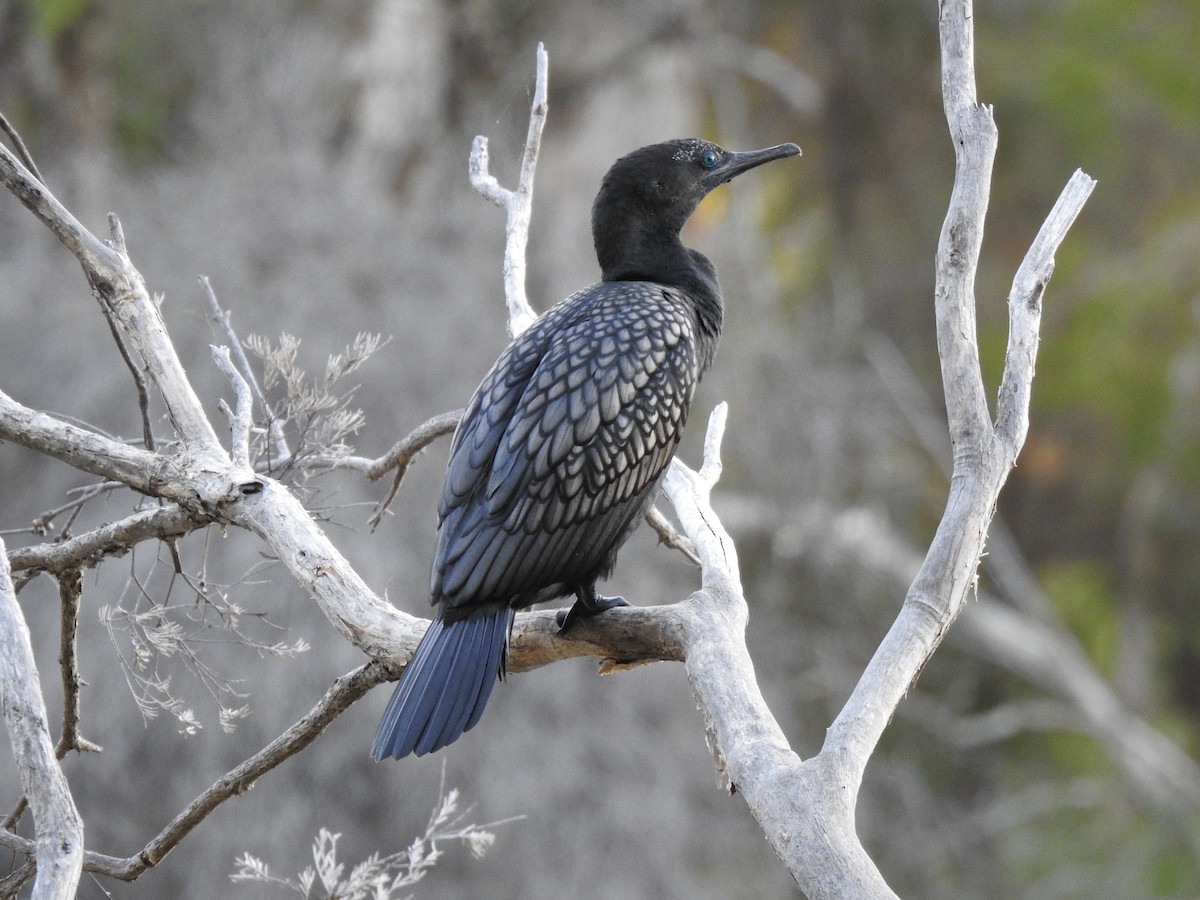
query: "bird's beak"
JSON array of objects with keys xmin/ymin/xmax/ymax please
[{"xmin": 701, "ymin": 142, "xmax": 801, "ymax": 190}]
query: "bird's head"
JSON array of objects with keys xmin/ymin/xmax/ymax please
[
  {"xmin": 591, "ymin": 138, "xmax": 800, "ymax": 288},
  {"xmin": 594, "ymin": 138, "xmax": 801, "ymax": 229}
]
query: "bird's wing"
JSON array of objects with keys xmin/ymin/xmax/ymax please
[
  {"xmin": 433, "ymin": 283, "xmax": 701, "ymax": 608},
  {"xmin": 438, "ymin": 301, "xmax": 570, "ymax": 513}
]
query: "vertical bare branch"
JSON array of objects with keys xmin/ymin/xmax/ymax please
[
  {"xmin": 54, "ymin": 569, "xmax": 101, "ymax": 757},
  {"xmin": 741, "ymin": 1, "xmax": 1092, "ymax": 894},
  {"xmin": 200, "ymin": 275, "xmax": 291, "ymax": 462},
  {"xmin": 0, "ymin": 540, "xmax": 84, "ymax": 899},
  {"xmin": 211, "ymin": 345, "xmax": 255, "ymax": 468},
  {"xmin": 934, "ymin": 0, "xmax": 995, "ymax": 451},
  {"xmin": 468, "ymin": 42, "xmax": 549, "ymax": 337},
  {"xmin": 822, "ymin": 0, "xmax": 998, "ymax": 796}
]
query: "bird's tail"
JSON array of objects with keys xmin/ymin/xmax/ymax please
[{"xmin": 371, "ymin": 606, "xmax": 514, "ymax": 759}]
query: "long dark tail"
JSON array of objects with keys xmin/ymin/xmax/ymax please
[{"xmin": 371, "ymin": 606, "xmax": 514, "ymax": 759}]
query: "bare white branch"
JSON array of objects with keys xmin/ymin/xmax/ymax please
[
  {"xmin": 662, "ymin": 404, "xmax": 739, "ymax": 586},
  {"xmin": 994, "ymin": 168, "xmax": 1096, "ymax": 451},
  {"xmin": 200, "ymin": 275, "xmax": 291, "ymax": 462},
  {"xmin": 1, "ymin": 143, "xmax": 224, "ymax": 454},
  {"xmin": 211, "ymin": 345, "xmax": 254, "ymax": 468},
  {"xmin": 467, "ymin": 137, "xmax": 507, "ymax": 208},
  {"xmin": 0, "ymin": 389, "xmax": 165, "ymax": 493},
  {"xmin": 467, "ymin": 42, "xmax": 548, "ymax": 337},
  {"xmin": 6, "ymin": 504, "xmax": 196, "ymax": 579},
  {"xmin": 824, "ymin": 0, "xmax": 1093, "ymax": 797},
  {"xmin": 0, "ymin": 540, "xmax": 84, "ymax": 899}
]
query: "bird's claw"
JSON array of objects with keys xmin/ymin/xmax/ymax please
[{"xmin": 555, "ymin": 593, "xmax": 628, "ymax": 634}]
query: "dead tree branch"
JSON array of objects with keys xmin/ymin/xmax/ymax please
[
  {"xmin": 53, "ymin": 569, "xmax": 101, "ymax": 757},
  {"xmin": 727, "ymin": 1, "xmax": 1092, "ymax": 893},
  {"xmin": 755, "ymin": 497, "xmax": 1200, "ymax": 815},
  {"xmin": 468, "ymin": 42, "xmax": 547, "ymax": 337},
  {"xmin": 6, "ymin": 504, "xmax": 198, "ymax": 584},
  {"xmin": 0, "ymin": 541, "xmax": 84, "ymax": 899},
  {"xmin": 200, "ymin": 275, "xmax": 292, "ymax": 465},
  {"xmin": 0, "ymin": 664, "xmax": 389, "ymax": 883}
]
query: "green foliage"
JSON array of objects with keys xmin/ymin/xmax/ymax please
[
  {"xmin": 1039, "ymin": 561, "xmax": 1121, "ymax": 676},
  {"xmin": 110, "ymin": 3, "xmax": 195, "ymax": 162},
  {"xmin": 23, "ymin": 0, "xmax": 194, "ymax": 161},
  {"xmin": 27, "ymin": 0, "xmax": 94, "ymax": 40},
  {"xmin": 993, "ymin": 723, "xmax": 1200, "ymax": 897}
]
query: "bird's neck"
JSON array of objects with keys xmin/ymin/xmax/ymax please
[{"xmin": 596, "ymin": 224, "xmax": 724, "ymax": 346}]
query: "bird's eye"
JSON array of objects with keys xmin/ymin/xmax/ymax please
[{"xmin": 699, "ymin": 149, "xmax": 719, "ymax": 169}]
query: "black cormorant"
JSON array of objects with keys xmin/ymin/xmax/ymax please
[{"xmin": 373, "ymin": 138, "xmax": 800, "ymax": 759}]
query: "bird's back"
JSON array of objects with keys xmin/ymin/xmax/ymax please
[{"xmin": 432, "ymin": 280, "xmax": 716, "ymax": 620}]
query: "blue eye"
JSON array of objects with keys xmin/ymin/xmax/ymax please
[{"xmin": 699, "ymin": 149, "xmax": 719, "ymax": 169}]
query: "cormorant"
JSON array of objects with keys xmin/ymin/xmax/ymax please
[{"xmin": 373, "ymin": 138, "xmax": 800, "ymax": 759}]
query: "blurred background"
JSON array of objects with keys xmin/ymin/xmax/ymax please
[{"xmin": 2, "ymin": 0, "xmax": 1199, "ymax": 897}]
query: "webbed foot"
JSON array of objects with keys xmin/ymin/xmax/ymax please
[{"xmin": 555, "ymin": 590, "xmax": 628, "ymax": 633}]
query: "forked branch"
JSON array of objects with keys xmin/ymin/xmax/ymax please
[{"xmin": 468, "ymin": 42, "xmax": 548, "ymax": 337}]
